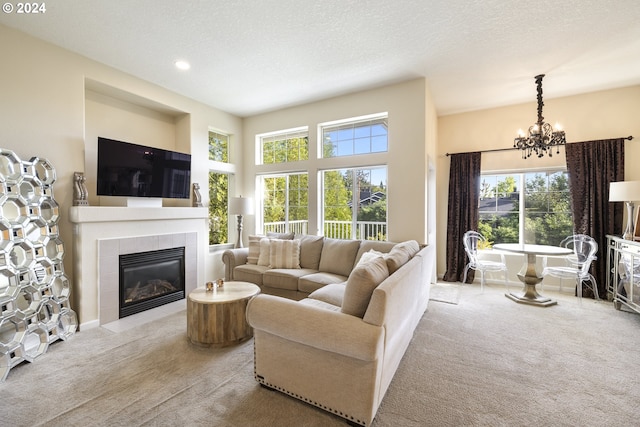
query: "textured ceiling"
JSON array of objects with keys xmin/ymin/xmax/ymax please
[{"xmin": 2, "ymin": 0, "xmax": 640, "ymax": 117}]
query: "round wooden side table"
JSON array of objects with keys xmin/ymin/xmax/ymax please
[{"xmin": 187, "ymin": 281, "xmax": 260, "ymax": 347}]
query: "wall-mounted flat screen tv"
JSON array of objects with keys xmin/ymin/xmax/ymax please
[{"xmin": 97, "ymin": 137, "xmax": 191, "ymax": 199}]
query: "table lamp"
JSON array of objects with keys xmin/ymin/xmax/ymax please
[
  {"xmin": 229, "ymin": 196, "xmax": 254, "ymax": 248},
  {"xmin": 609, "ymin": 181, "xmax": 640, "ymax": 240}
]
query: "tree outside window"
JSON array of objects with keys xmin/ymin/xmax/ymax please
[
  {"xmin": 260, "ymin": 129, "xmax": 308, "ymax": 164},
  {"xmin": 209, "ymin": 131, "xmax": 228, "ymax": 162},
  {"xmin": 323, "ymin": 167, "xmax": 387, "ymax": 240},
  {"xmin": 479, "ymin": 170, "xmax": 572, "ymax": 247},
  {"xmin": 261, "ymin": 173, "xmax": 308, "ymax": 235}
]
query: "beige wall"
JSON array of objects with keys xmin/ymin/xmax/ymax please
[
  {"xmin": 242, "ymin": 78, "xmax": 435, "ymax": 244},
  {"xmin": 0, "ymin": 24, "xmax": 243, "ymax": 311},
  {"xmin": 436, "ymin": 85, "xmax": 640, "ymax": 278}
]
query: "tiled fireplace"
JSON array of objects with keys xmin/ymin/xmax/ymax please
[
  {"xmin": 98, "ymin": 232, "xmax": 196, "ymax": 324},
  {"xmin": 69, "ymin": 206, "xmax": 208, "ymax": 329}
]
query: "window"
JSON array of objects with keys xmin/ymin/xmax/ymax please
[
  {"xmin": 322, "ymin": 167, "xmax": 387, "ymax": 240},
  {"xmin": 208, "ymin": 130, "xmax": 232, "ymax": 245},
  {"xmin": 209, "ymin": 131, "xmax": 229, "ymax": 162},
  {"xmin": 321, "ymin": 115, "xmax": 387, "ymax": 158},
  {"xmin": 259, "ymin": 128, "xmax": 308, "ymax": 164},
  {"xmin": 261, "ymin": 173, "xmax": 309, "ymax": 235},
  {"xmin": 479, "ymin": 170, "xmax": 572, "ymax": 246}
]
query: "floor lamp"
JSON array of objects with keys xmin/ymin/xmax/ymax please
[
  {"xmin": 609, "ymin": 181, "xmax": 640, "ymax": 240},
  {"xmin": 230, "ymin": 196, "xmax": 253, "ymax": 248}
]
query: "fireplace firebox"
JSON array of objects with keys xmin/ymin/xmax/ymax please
[{"xmin": 119, "ymin": 247, "xmax": 185, "ymax": 318}]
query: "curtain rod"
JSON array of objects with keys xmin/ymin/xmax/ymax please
[{"xmin": 445, "ymin": 135, "xmax": 634, "ymax": 157}]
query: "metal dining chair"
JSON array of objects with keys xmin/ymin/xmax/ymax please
[
  {"xmin": 541, "ymin": 234, "xmax": 599, "ymax": 299},
  {"xmin": 462, "ymin": 230, "xmax": 508, "ymax": 291}
]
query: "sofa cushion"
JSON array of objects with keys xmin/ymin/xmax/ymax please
[
  {"xmin": 296, "ymin": 234, "xmax": 324, "ymax": 270},
  {"xmin": 308, "ymin": 282, "xmax": 346, "ymax": 307},
  {"xmin": 298, "ymin": 298, "xmax": 342, "ymax": 312},
  {"xmin": 269, "ymin": 239, "xmax": 301, "ymax": 269},
  {"xmin": 318, "ymin": 238, "xmax": 361, "ymax": 277},
  {"xmin": 385, "ymin": 240, "xmax": 420, "ymax": 274},
  {"xmin": 298, "ymin": 272, "xmax": 349, "ymax": 294},
  {"xmin": 263, "ymin": 268, "xmax": 317, "ymax": 291},
  {"xmin": 246, "ymin": 234, "xmax": 263, "ymax": 265},
  {"xmin": 341, "ymin": 256, "xmax": 389, "ymax": 318},
  {"xmin": 233, "ymin": 264, "xmax": 269, "ymax": 286}
]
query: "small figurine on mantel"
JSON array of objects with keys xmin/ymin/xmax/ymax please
[
  {"xmin": 73, "ymin": 171, "xmax": 89, "ymax": 206},
  {"xmin": 192, "ymin": 182, "xmax": 203, "ymax": 207}
]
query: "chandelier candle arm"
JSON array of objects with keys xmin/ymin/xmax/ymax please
[{"xmin": 513, "ymin": 74, "xmax": 566, "ymax": 159}]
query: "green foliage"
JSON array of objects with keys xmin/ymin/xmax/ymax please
[
  {"xmin": 262, "ymin": 173, "xmax": 309, "ymax": 232},
  {"xmin": 208, "ymin": 172, "xmax": 228, "ymax": 245},
  {"xmin": 323, "ymin": 170, "xmax": 352, "ymax": 221},
  {"xmin": 208, "ymin": 132, "xmax": 228, "ymax": 162},
  {"xmin": 262, "ymin": 136, "xmax": 308, "ymax": 164}
]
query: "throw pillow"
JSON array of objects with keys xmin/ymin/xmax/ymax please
[
  {"xmin": 269, "ymin": 239, "xmax": 301, "ymax": 269},
  {"xmin": 267, "ymin": 231, "xmax": 294, "ymax": 240},
  {"xmin": 341, "ymin": 256, "xmax": 389, "ymax": 318},
  {"xmin": 356, "ymin": 249, "xmax": 384, "ymax": 267},
  {"xmin": 246, "ymin": 235, "xmax": 263, "ymax": 265},
  {"xmin": 385, "ymin": 240, "xmax": 420, "ymax": 274},
  {"xmin": 257, "ymin": 238, "xmax": 271, "ymax": 266}
]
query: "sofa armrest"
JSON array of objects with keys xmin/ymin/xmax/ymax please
[
  {"xmin": 221, "ymin": 248, "xmax": 249, "ymax": 281},
  {"xmin": 247, "ymin": 294, "xmax": 384, "ymax": 362}
]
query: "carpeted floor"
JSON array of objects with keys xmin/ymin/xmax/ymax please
[{"xmin": 2, "ymin": 283, "xmax": 640, "ymax": 426}]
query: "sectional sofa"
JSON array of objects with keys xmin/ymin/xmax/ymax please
[
  {"xmin": 223, "ymin": 234, "xmax": 434, "ymax": 426},
  {"xmin": 222, "ymin": 234, "xmax": 399, "ymax": 300}
]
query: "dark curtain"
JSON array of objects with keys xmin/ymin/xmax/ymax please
[
  {"xmin": 565, "ymin": 138, "xmax": 625, "ymax": 298},
  {"xmin": 443, "ymin": 152, "xmax": 481, "ymax": 283}
]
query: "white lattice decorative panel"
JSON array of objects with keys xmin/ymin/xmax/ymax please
[{"xmin": 0, "ymin": 148, "xmax": 77, "ymax": 381}]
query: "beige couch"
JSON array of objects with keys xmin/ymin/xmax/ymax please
[
  {"xmin": 222, "ymin": 234, "xmax": 398, "ymax": 300},
  {"xmin": 245, "ymin": 242, "xmax": 434, "ymax": 426}
]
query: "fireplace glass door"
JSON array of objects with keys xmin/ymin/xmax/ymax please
[{"xmin": 119, "ymin": 247, "xmax": 185, "ymax": 318}]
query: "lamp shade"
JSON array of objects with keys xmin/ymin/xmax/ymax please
[
  {"xmin": 609, "ymin": 181, "xmax": 640, "ymax": 202},
  {"xmin": 229, "ymin": 196, "xmax": 254, "ymax": 215}
]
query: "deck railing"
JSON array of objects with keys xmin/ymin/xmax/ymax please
[{"xmin": 263, "ymin": 220, "xmax": 387, "ymax": 241}]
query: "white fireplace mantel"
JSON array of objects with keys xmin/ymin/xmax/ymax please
[
  {"xmin": 69, "ymin": 206, "xmax": 208, "ymax": 330},
  {"xmin": 70, "ymin": 206, "xmax": 208, "ymax": 223}
]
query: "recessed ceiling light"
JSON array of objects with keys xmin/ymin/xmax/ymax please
[{"xmin": 175, "ymin": 60, "xmax": 191, "ymax": 70}]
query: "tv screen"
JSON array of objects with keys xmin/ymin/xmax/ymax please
[{"xmin": 97, "ymin": 137, "xmax": 191, "ymax": 199}]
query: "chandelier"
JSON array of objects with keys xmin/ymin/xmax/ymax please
[{"xmin": 513, "ymin": 74, "xmax": 566, "ymax": 159}]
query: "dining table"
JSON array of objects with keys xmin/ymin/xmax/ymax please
[{"xmin": 493, "ymin": 243, "xmax": 573, "ymax": 307}]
